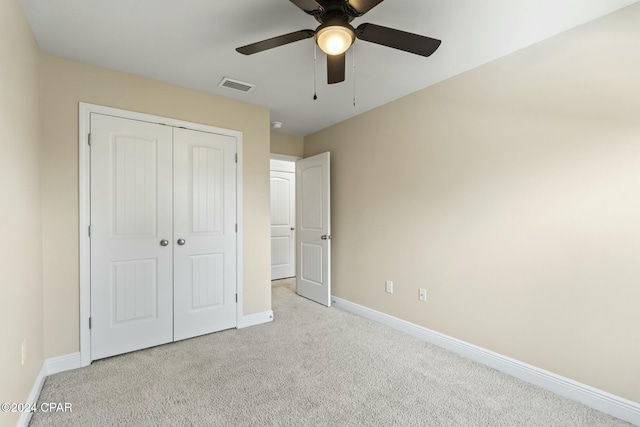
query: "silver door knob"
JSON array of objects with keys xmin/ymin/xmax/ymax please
[
  {"xmin": 160, "ymin": 239, "xmax": 169, "ymax": 246},
  {"xmin": 321, "ymin": 235, "xmax": 332, "ymax": 240},
  {"xmin": 177, "ymin": 238, "xmax": 186, "ymax": 246}
]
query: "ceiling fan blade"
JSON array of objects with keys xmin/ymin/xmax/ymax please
[
  {"xmin": 356, "ymin": 23, "xmax": 441, "ymax": 57},
  {"xmin": 236, "ymin": 30, "xmax": 315, "ymax": 55},
  {"xmin": 289, "ymin": 0, "xmax": 324, "ymax": 15},
  {"xmin": 327, "ymin": 53, "xmax": 346, "ymax": 84},
  {"xmin": 346, "ymin": 0, "xmax": 385, "ymax": 16}
]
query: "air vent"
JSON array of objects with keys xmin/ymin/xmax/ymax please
[{"xmin": 218, "ymin": 77, "xmax": 255, "ymax": 93}]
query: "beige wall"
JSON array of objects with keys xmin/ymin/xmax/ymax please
[
  {"xmin": 270, "ymin": 131, "xmax": 304, "ymax": 157},
  {"xmin": 305, "ymin": 4, "xmax": 640, "ymax": 403},
  {"xmin": 0, "ymin": 1, "xmax": 44, "ymax": 426},
  {"xmin": 40, "ymin": 54, "xmax": 272, "ymax": 359}
]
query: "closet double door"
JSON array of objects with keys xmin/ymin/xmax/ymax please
[{"xmin": 90, "ymin": 113, "xmax": 237, "ymax": 360}]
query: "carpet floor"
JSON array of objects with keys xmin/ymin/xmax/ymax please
[{"xmin": 31, "ymin": 279, "xmax": 630, "ymax": 427}]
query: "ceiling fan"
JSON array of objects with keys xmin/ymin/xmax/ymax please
[{"xmin": 236, "ymin": 0, "xmax": 441, "ymax": 84}]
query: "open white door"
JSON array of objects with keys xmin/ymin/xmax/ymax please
[{"xmin": 296, "ymin": 152, "xmax": 331, "ymax": 306}]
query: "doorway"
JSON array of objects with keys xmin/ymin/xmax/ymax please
[
  {"xmin": 270, "ymin": 152, "xmax": 332, "ymax": 307},
  {"xmin": 270, "ymin": 155, "xmax": 299, "ymax": 280}
]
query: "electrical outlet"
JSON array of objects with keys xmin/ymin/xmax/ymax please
[
  {"xmin": 385, "ymin": 280, "xmax": 393, "ymax": 294},
  {"xmin": 21, "ymin": 339, "xmax": 27, "ymax": 366},
  {"xmin": 419, "ymin": 288, "xmax": 427, "ymax": 302}
]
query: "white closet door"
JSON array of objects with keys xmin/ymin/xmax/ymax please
[
  {"xmin": 271, "ymin": 170, "xmax": 296, "ymax": 280},
  {"xmin": 296, "ymin": 152, "xmax": 331, "ymax": 306},
  {"xmin": 173, "ymin": 128, "xmax": 237, "ymax": 341},
  {"xmin": 90, "ymin": 114, "xmax": 174, "ymax": 360}
]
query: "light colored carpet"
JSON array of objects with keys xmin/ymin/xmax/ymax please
[{"xmin": 31, "ymin": 279, "xmax": 630, "ymax": 427}]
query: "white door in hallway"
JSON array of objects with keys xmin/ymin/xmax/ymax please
[
  {"xmin": 173, "ymin": 128, "xmax": 237, "ymax": 341},
  {"xmin": 296, "ymin": 152, "xmax": 331, "ymax": 306},
  {"xmin": 90, "ymin": 114, "xmax": 174, "ymax": 360},
  {"xmin": 90, "ymin": 113, "xmax": 238, "ymax": 360},
  {"xmin": 270, "ymin": 169, "xmax": 296, "ymax": 280}
]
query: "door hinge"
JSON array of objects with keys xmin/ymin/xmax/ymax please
[
  {"xmin": 235, "ymin": 223, "xmax": 237, "ymax": 233},
  {"xmin": 88, "ymin": 133, "xmax": 91, "ymax": 146},
  {"xmin": 89, "ymin": 317, "xmax": 92, "ymax": 329},
  {"xmin": 235, "ymin": 294, "xmax": 238, "ymax": 303},
  {"xmin": 235, "ymin": 153, "xmax": 238, "ymax": 163},
  {"xmin": 88, "ymin": 225, "xmax": 91, "ymax": 237}
]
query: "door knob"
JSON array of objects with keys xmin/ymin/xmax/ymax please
[
  {"xmin": 290, "ymin": 227, "xmax": 295, "ymax": 231},
  {"xmin": 177, "ymin": 238, "xmax": 186, "ymax": 245},
  {"xmin": 160, "ymin": 239, "xmax": 169, "ymax": 246},
  {"xmin": 321, "ymin": 235, "xmax": 332, "ymax": 240}
]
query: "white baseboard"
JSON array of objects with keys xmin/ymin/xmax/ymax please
[
  {"xmin": 17, "ymin": 363, "xmax": 46, "ymax": 427},
  {"xmin": 332, "ymin": 296, "xmax": 640, "ymax": 427},
  {"xmin": 17, "ymin": 353, "xmax": 82, "ymax": 427},
  {"xmin": 238, "ymin": 310, "xmax": 274, "ymax": 329},
  {"xmin": 46, "ymin": 352, "xmax": 81, "ymax": 375}
]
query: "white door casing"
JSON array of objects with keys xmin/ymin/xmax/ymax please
[
  {"xmin": 296, "ymin": 152, "xmax": 331, "ymax": 307},
  {"xmin": 270, "ymin": 169, "xmax": 296, "ymax": 280},
  {"xmin": 90, "ymin": 114, "xmax": 174, "ymax": 359},
  {"xmin": 173, "ymin": 128, "xmax": 237, "ymax": 341}
]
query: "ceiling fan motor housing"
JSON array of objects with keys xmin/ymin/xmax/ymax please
[
  {"xmin": 313, "ymin": 1, "xmax": 359, "ymax": 55},
  {"xmin": 311, "ymin": 0, "xmax": 359, "ymax": 24}
]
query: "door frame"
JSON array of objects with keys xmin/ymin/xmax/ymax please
[
  {"xmin": 269, "ymin": 154, "xmax": 300, "ymax": 280},
  {"xmin": 79, "ymin": 103, "xmax": 244, "ymax": 367},
  {"xmin": 270, "ymin": 153, "xmax": 301, "ymax": 167}
]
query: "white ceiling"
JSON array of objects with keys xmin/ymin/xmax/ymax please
[{"xmin": 21, "ymin": 0, "xmax": 638, "ymax": 136}]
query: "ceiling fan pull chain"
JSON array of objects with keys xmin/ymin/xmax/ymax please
[
  {"xmin": 353, "ymin": 43, "xmax": 357, "ymax": 107},
  {"xmin": 313, "ymin": 42, "xmax": 318, "ymax": 100}
]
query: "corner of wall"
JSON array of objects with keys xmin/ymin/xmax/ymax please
[{"xmin": 270, "ymin": 131, "xmax": 304, "ymax": 157}]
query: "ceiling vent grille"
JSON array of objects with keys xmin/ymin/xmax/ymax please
[{"xmin": 218, "ymin": 77, "xmax": 255, "ymax": 93}]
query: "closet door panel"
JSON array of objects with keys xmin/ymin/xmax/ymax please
[
  {"xmin": 90, "ymin": 114, "xmax": 174, "ymax": 360},
  {"xmin": 173, "ymin": 128, "xmax": 237, "ymax": 340}
]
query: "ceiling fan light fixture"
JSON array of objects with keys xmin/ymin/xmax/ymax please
[{"xmin": 316, "ymin": 25, "xmax": 355, "ymax": 55}]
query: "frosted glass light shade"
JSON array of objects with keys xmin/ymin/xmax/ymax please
[{"xmin": 316, "ymin": 25, "xmax": 355, "ymax": 55}]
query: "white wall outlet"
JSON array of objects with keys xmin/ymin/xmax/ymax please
[
  {"xmin": 419, "ymin": 288, "xmax": 427, "ymax": 301},
  {"xmin": 385, "ymin": 280, "xmax": 394, "ymax": 294},
  {"xmin": 21, "ymin": 339, "xmax": 27, "ymax": 366}
]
